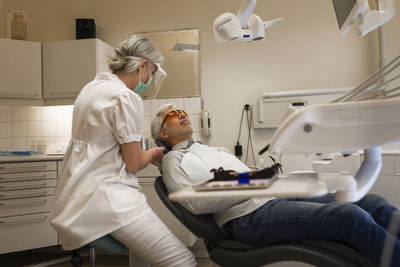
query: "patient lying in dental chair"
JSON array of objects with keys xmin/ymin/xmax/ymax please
[{"xmin": 151, "ymin": 103, "xmax": 400, "ymax": 266}]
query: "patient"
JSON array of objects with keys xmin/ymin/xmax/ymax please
[{"xmin": 151, "ymin": 103, "xmax": 400, "ymax": 266}]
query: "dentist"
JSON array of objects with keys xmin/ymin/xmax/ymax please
[{"xmin": 50, "ymin": 35, "xmax": 196, "ymax": 266}]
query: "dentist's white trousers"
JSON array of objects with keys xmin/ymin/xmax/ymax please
[{"xmin": 111, "ymin": 208, "xmax": 196, "ymax": 267}]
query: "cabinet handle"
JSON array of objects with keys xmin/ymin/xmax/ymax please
[
  {"xmin": 0, "ymin": 182, "xmax": 47, "ymax": 190},
  {"xmin": 0, "ymin": 216, "xmax": 47, "ymax": 225},
  {"xmin": 0, "ymin": 199, "xmax": 47, "ymax": 207},
  {"xmin": 0, "ymin": 165, "xmax": 48, "ymax": 171},
  {"xmin": 0, "ymin": 93, "xmax": 40, "ymax": 98},
  {"xmin": 50, "ymin": 92, "xmax": 80, "ymax": 97},
  {"xmin": 0, "ymin": 174, "xmax": 48, "ymax": 182},
  {"xmin": 0, "ymin": 190, "xmax": 48, "ymax": 199}
]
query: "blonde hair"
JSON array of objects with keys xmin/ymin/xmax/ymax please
[{"xmin": 108, "ymin": 35, "xmax": 163, "ymax": 74}]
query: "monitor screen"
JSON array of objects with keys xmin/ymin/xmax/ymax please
[{"xmin": 332, "ymin": 0, "xmax": 357, "ymax": 30}]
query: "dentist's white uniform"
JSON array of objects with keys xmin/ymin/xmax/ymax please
[{"xmin": 50, "ymin": 72, "xmax": 195, "ymax": 266}]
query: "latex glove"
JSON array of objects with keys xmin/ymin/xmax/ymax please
[{"xmin": 149, "ymin": 147, "xmax": 165, "ymax": 166}]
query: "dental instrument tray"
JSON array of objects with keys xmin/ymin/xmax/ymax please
[{"xmin": 193, "ymin": 165, "xmax": 280, "ymax": 191}]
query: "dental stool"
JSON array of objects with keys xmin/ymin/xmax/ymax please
[
  {"xmin": 154, "ymin": 176, "xmax": 377, "ymax": 267},
  {"xmin": 70, "ymin": 235, "xmax": 149, "ymax": 267},
  {"xmin": 70, "ymin": 235, "xmax": 126, "ymax": 267}
]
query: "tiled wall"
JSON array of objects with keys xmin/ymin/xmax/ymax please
[
  {"xmin": 0, "ymin": 105, "xmax": 73, "ymax": 152},
  {"xmin": 0, "ymin": 97, "xmax": 202, "ymax": 152}
]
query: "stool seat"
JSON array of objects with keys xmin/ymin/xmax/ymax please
[
  {"xmin": 70, "ymin": 235, "xmax": 128, "ymax": 267},
  {"xmin": 88, "ymin": 235, "xmax": 126, "ymax": 254}
]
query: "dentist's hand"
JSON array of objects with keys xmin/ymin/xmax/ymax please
[{"xmin": 149, "ymin": 147, "xmax": 165, "ymax": 166}]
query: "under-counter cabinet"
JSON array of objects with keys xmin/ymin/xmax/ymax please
[
  {"xmin": 0, "ymin": 38, "xmax": 42, "ymax": 100},
  {"xmin": 42, "ymin": 38, "xmax": 113, "ymax": 103},
  {"xmin": 0, "ymin": 161, "xmax": 59, "ymax": 254}
]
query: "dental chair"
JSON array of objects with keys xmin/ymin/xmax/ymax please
[{"xmin": 154, "ymin": 176, "xmax": 376, "ymax": 267}]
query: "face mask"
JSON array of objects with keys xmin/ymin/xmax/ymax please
[{"xmin": 134, "ymin": 69, "xmax": 152, "ymax": 93}]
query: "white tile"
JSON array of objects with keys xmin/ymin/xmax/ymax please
[
  {"xmin": 0, "ymin": 122, "xmax": 12, "ymax": 138},
  {"xmin": 27, "ymin": 121, "xmax": 42, "ymax": 137},
  {"xmin": 142, "ymin": 116, "xmax": 151, "ymax": 134},
  {"xmin": 42, "ymin": 136, "xmax": 56, "ymax": 148},
  {"xmin": 167, "ymin": 98, "xmax": 184, "ymax": 109},
  {"xmin": 12, "ymin": 138, "xmax": 27, "ymax": 151},
  {"xmin": 57, "ymin": 105, "xmax": 74, "ymax": 119},
  {"xmin": 184, "ymin": 97, "xmax": 201, "ymax": 115},
  {"xmin": 57, "ymin": 119, "xmax": 72, "ymax": 136},
  {"xmin": 150, "ymin": 99, "xmax": 168, "ymax": 117},
  {"xmin": 42, "ymin": 120, "xmax": 57, "ymax": 137},
  {"xmin": 27, "ymin": 106, "xmax": 42, "ymax": 121},
  {"xmin": 143, "ymin": 100, "xmax": 151, "ymax": 117},
  {"xmin": 42, "ymin": 106, "xmax": 59, "ymax": 120},
  {"xmin": 189, "ymin": 114, "xmax": 201, "ymax": 132},
  {"xmin": 12, "ymin": 121, "xmax": 27, "ymax": 137},
  {"xmin": 0, "ymin": 106, "xmax": 12, "ymax": 122},
  {"xmin": 0, "ymin": 138, "xmax": 12, "ymax": 151},
  {"xmin": 12, "ymin": 106, "xmax": 27, "ymax": 121}
]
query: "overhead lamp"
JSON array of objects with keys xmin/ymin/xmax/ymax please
[
  {"xmin": 172, "ymin": 43, "xmax": 199, "ymax": 52},
  {"xmin": 213, "ymin": 0, "xmax": 283, "ymax": 42}
]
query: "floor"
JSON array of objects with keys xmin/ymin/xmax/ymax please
[{"xmin": 0, "ymin": 245, "xmax": 313, "ymax": 267}]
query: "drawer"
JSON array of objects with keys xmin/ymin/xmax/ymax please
[
  {"xmin": 0, "ymin": 196, "xmax": 54, "ymax": 217},
  {"xmin": 0, "ymin": 171, "xmax": 57, "ymax": 182},
  {"xmin": 0, "ymin": 179, "xmax": 57, "ymax": 191},
  {"xmin": 0, "ymin": 161, "xmax": 57, "ymax": 174},
  {"xmin": 0, "ymin": 212, "xmax": 58, "ymax": 253},
  {"xmin": 0, "ymin": 187, "xmax": 56, "ymax": 200}
]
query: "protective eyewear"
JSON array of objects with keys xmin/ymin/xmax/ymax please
[
  {"xmin": 160, "ymin": 110, "xmax": 189, "ymax": 130},
  {"xmin": 151, "ymin": 63, "xmax": 167, "ymax": 98}
]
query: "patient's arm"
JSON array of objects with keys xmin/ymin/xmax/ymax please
[{"xmin": 162, "ymin": 151, "xmax": 245, "ymax": 215}]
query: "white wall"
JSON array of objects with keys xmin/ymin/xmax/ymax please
[{"xmin": 4, "ymin": 0, "xmax": 397, "ymax": 165}]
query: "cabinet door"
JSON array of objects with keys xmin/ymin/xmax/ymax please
[
  {"xmin": 43, "ymin": 39, "xmax": 97, "ymax": 99},
  {"xmin": 0, "ymin": 212, "xmax": 58, "ymax": 253},
  {"xmin": 0, "ymin": 38, "xmax": 42, "ymax": 99}
]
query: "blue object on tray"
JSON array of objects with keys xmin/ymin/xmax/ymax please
[{"xmin": 0, "ymin": 151, "xmax": 37, "ymax": 156}]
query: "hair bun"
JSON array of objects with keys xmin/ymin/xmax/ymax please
[{"xmin": 108, "ymin": 57, "xmax": 127, "ymax": 72}]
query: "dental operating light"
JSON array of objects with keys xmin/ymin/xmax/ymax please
[
  {"xmin": 213, "ymin": 0, "xmax": 283, "ymax": 42},
  {"xmin": 332, "ymin": 0, "xmax": 396, "ymax": 37}
]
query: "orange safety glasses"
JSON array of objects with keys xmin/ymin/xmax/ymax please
[{"xmin": 160, "ymin": 110, "xmax": 188, "ymax": 130}]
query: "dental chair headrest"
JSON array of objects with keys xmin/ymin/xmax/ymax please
[{"xmin": 155, "ymin": 138, "xmax": 172, "ymax": 154}]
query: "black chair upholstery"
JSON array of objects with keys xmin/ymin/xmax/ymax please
[{"xmin": 154, "ymin": 176, "xmax": 377, "ymax": 267}]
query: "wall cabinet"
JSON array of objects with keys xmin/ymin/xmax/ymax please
[
  {"xmin": 42, "ymin": 39, "xmax": 113, "ymax": 104},
  {"xmin": 0, "ymin": 38, "xmax": 42, "ymax": 100}
]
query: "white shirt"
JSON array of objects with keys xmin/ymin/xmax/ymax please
[
  {"xmin": 162, "ymin": 140, "xmax": 274, "ymax": 228},
  {"xmin": 50, "ymin": 72, "xmax": 150, "ymax": 250}
]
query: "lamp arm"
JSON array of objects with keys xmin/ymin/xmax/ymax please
[
  {"xmin": 378, "ymin": 0, "xmax": 396, "ymax": 11},
  {"xmin": 335, "ymin": 146, "xmax": 382, "ymax": 202},
  {"xmin": 264, "ymin": 18, "xmax": 284, "ymax": 29},
  {"xmin": 237, "ymin": 0, "xmax": 258, "ymax": 27}
]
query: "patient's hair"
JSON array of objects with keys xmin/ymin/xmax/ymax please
[
  {"xmin": 151, "ymin": 103, "xmax": 176, "ymax": 140},
  {"xmin": 108, "ymin": 34, "xmax": 163, "ymax": 74}
]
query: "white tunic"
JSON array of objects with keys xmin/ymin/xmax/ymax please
[{"xmin": 50, "ymin": 72, "xmax": 150, "ymax": 250}]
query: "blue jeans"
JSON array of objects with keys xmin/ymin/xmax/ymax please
[{"xmin": 227, "ymin": 193, "xmax": 400, "ymax": 266}]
